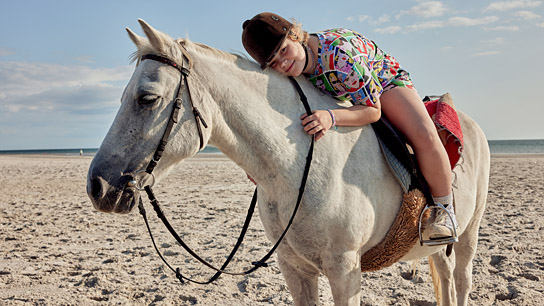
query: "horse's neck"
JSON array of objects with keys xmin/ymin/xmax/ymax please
[
  {"xmin": 186, "ymin": 48, "xmax": 402, "ymax": 236},
  {"xmin": 190, "ymin": 54, "xmax": 310, "ymax": 186}
]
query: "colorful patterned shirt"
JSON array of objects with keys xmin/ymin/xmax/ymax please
[{"xmin": 308, "ymin": 28, "xmax": 413, "ymax": 106}]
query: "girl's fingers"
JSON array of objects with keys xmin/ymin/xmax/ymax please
[
  {"xmin": 315, "ymin": 130, "xmax": 326, "ymax": 141},
  {"xmin": 300, "ymin": 111, "xmax": 331, "ymax": 139},
  {"xmin": 303, "ymin": 120, "xmax": 320, "ymax": 133}
]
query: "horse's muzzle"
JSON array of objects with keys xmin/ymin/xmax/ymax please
[{"xmin": 87, "ymin": 174, "xmax": 139, "ymax": 214}]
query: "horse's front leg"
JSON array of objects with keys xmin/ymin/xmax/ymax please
[
  {"xmin": 277, "ymin": 250, "xmax": 320, "ymax": 306},
  {"xmin": 323, "ymin": 250, "xmax": 362, "ymax": 306}
]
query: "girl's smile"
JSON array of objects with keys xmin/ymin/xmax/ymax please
[
  {"xmin": 269, "ymin": 38, "xmax": 306, "ymax": 76},
  {"xmin": 285, "ymin": 60, "xmax": 294, "ymax": 73}
]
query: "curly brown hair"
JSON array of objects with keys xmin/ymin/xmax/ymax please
[{"xmin": 288, "ymin": 20, "xmax": 309, "ymax": 44}]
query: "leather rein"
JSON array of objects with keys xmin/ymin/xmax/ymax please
[{"xmin": 133, "ymin": 46, "xmax": 315, "ymax": 285}]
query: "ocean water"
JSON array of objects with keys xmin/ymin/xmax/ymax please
[
  {"xmin": 0, "ymin": 146, "xmax": 221, "ymax": 156},
  {"xmin": 1, "ymin": 140, "xmax": 543, "ymax": 156},
  {"xmin": 487, "ymin": 139, "xmax": 544, "ymax": 155},
  {"xmin": 0, "ymin": 148, "xmax": 99, "ymax": 156}
]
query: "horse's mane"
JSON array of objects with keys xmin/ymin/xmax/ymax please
[
  {"xmin": 190, "ymin": 41, "xmax": 243, "ymax": 62},
  {"xmin": 129, "ymin": 32, "xmax": 247, "ymax": 69}
]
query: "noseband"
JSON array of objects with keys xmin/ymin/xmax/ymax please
[{"xmin": 133, "ymin": 45, "xmax": 315, "ymax": 285}]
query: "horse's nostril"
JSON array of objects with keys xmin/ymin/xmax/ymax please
[{"xmin": 89, "ymin": 178, "xmax": 103, "ymax": 200}]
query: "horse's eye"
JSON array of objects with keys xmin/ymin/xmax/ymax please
[{"xmin": 138, "ymin": 94, "xmax": 161, "ymax": 105}]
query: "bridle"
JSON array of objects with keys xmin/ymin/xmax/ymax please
[{"xmin": 130, "ymin": 44, "xmax": 315, "ymax": 285}]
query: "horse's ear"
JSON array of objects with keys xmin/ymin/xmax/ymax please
[
  {"xmin": 126, "ymin": 27, "xmax": 146, "ymax": 48},
  {"xmin": 138, "ymin": 19, "xmax": 167, "ymax": 53}
]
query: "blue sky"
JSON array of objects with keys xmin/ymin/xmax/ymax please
[{"xmin": 1, "ymin": 0, "xmax": 543, "ymax": 150}]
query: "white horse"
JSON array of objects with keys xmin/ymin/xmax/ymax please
[{"xmin": 87, "ymin": 20, "xmax": 490, "ymax": 306}]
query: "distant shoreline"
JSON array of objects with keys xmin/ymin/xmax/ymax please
[
  {"xmin": 490, "ymin": 153, "xmax": 544, "ymax": 158},
  {"xmin": 0, "ymin": 152, "xmax": 227, "ymax": 160},
  {"xmin": 0, "ymin": 146, "xmax": 221, "ymax": 156},
  {"xmin": 1, "ymin": 139, "xmax": 544, "ymax": 156},
  {"xmin": 1, "ymin": 153, "xmax": 542, "ymax": 160}
]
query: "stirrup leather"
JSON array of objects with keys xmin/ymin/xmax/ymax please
[{"xmin": 419, "ymin": 203, "xmax": 459, "ymax": 246}]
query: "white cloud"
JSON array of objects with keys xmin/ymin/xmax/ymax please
[
  {"xmin": 0, "ymin": 61, "xmax": 133, "ymax": 149},
  {"xmin": 3, "ymin": 83, "xmax": 121, "ymax": 115},
  {"xmin": 376, "ymin": 16, "xmax": 498, "ymax": 34},
  {"xmin": 347, "ymin": 15, "xmax": 369, "ymax": 23},
  {"xmin": 483, "ymin": 37, "xmax": 506, "ymax": 45},
  {"xmin": 484, "ymin": 0, "xmax": 542, "ymax": 12},
  {"xmin": 375, "ymin": 26, "xmax": 403, "ymax": 34},
  {"xmin": 473, "ymin": 50, "xmax": 501, "ymax": 56},
  {"xmin": 0, "ymin": 61, "xmax": 131, "ymax": 98},
  {"xmin": 349, "ymin": 14, "xmax": 391, "ymax": 26},
  {"xmin": 74, "ymin": 56, "xmax": 95, "ymax": 64},
  {"xmin": 538, "ymin": 22, "xmax": 544, "ymax": 27},
  {"xmin": 0, "ymin": 61, "xmax": 132, "ymax": 115},
  {"xmin": 376, "ymin": 15, "xmax": 391, "ymax": 24},
  {"xmin": 447, "ymin": 16, "xmax": 499, "ymax": 26},
  {"xmin": 400, "ymin": 1, "xmax": 447, "ymax": 18},
  {"xmin": 405, "ymin": 20, "xmax": 444, "ymax": 31},
  {"xmin": 514, "ymin": 10, "xmax": 542, "ymax": 19},
  {"xmin": 484, "ymin": 25, "xmax": 521, "ymax": 31}
]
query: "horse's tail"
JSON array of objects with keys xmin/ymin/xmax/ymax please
[{"xmin": 429, "ymin": 256, "xmax": 442, "ymax": 305}]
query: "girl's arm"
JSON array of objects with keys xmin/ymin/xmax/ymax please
[{"xmin": 300, "ymin": 101, "xmax": 381, "ymax": 140}]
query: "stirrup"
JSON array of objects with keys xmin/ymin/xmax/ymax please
[{"xmin": 418, "ymin": 203, "xmax": 459, "ymax": 246}]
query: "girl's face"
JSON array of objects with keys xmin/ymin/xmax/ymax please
[{"xmin": 268, "ymin": 38, "xmax": 306, "ymax": 77}]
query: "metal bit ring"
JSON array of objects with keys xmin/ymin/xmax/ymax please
[{"xmin": 127, "ymin": 170, "xmax": 156, "ymax": 191}]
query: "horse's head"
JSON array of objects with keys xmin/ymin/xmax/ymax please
[{"xmin": 87, "ymin": 20, "xmax": 208, "ymax": 213}]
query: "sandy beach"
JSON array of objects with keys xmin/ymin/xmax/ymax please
[{"xmin": 0, "ymin": 153, "xmax": 542, "ymax": 305}]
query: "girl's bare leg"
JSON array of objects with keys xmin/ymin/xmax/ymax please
[
  {"xmin": 380, "ymin": 87, "xmax": 458, "ymax": 240},
  {"xmin": 380, "ymin": 87, "xmax": 452, "ymax": 197}
]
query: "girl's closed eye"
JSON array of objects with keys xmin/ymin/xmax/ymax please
[{"xmin": 270, "ymin": 47, "xmax": 287, "ymax": 68}]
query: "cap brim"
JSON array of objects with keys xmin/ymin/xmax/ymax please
[{"xmin": 261, "ymin": 28, "xmax": 291, "ymax": 69}]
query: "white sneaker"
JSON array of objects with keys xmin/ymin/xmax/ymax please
[{"xmin": 428, "ymin": 203, "xmax": 459, "ymax": 240}]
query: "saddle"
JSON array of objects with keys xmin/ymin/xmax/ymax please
[{"xmin": 360, "ymin": 93, "xmax": 463, "ymax": 272}]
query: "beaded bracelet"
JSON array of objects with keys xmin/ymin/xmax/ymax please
[{"xmin": 326, "ymin": 109, "xmax": 337, "ymax": 130}]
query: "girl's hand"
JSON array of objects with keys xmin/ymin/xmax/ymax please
[
  {"xmin": 314, "ymin": 130, "xmax": 327, "ymax": 141},
  {"xmin": 300, "ymin": 110, "xmax": 334, "ymax": 141}
]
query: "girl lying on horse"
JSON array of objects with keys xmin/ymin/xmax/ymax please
[{"xmin": 241, "ymin": 12, "xmax": 458, "ymax": 243}]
